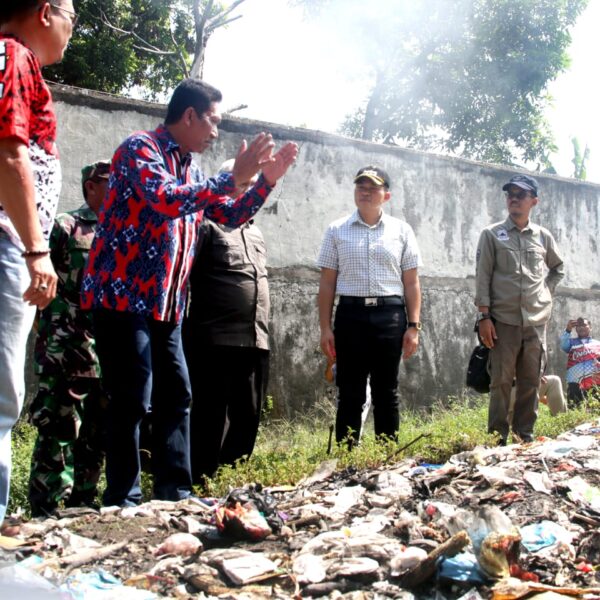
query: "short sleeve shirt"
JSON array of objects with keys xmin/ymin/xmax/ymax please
[
  {"xmin": 317, "ymin": 210, "xmax": 422, "ymax": 297},
  {"xmin": 0, "ymin": 35, "xmax": 61, "ymax": 248}
]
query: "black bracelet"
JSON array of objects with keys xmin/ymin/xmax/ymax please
[{"xmin": 21, "ymin": 249, "xmax": 50, "ymax": 258}]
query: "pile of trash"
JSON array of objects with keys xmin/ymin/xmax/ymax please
[{"xmin": 3, "ymin": 421, "xmax": 600, "ymax": 599}]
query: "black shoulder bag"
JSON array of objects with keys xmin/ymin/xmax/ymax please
[{"xmin": 466, "ymin": 320, "xmax": 491, "ymax": 394}]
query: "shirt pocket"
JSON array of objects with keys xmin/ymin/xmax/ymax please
[
  {"xmin": 253, "ymin": 243, "xmax": 267, "ymax": 273},
  {"xmin": 212, "ymin": 239, "xmax": 246, "ymax": 269},
  {"xmin": 526, "ymin": 248, "xmax": 545, "ymax": 277},
  {"xmin": 496, "ymin": 247, "xmax": 520, "ymax": 273},
  {"xmin": 373, "ymin": 236, "xmax": 402, "ymax": 267}
]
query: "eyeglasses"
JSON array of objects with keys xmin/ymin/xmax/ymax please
[
  {"xmin": 504, "ymin": 189, "xmax": 531, "ymax": 200},
  {"xmin": 49, "ymin": 3, "xmax": 79, "ymax": 26}
]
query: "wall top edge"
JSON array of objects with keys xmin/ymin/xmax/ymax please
[{"xmin": 49, "ymin": 82, "xmax": 600, "ymax": 191}]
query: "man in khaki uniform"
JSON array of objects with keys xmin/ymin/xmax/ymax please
[{"xmin": 475, "ymin": 174, "xmax": 564, "ymax": 444}]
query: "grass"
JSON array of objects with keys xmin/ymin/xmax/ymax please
[
  {"xmin": 201, "ymin": 391, "xmax": 600, "ymax": 496},
  {"xmin": 8, "ymin": 391, "xmax": 600, "ymax": 515}
]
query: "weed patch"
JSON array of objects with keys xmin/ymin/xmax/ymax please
[{"xmin": 9, "ymin": 393, "xmax": 600, "ymax": 514}]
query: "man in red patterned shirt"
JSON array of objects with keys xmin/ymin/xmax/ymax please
[
  {"xmin": 0, "ymin": 0, "xmax": 75, "ymax": 525},
  {"xmin": 82, "ymin": 78, "xmax": 297, "ymax": 507}
]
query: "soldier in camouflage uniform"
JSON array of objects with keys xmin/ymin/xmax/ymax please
[{"xmin": 28, "ymin": 161, "xmax": 110, "ymax": 517}]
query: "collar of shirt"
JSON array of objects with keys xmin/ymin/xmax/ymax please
[
  {"xmin": 154, "ymin": 124, "xmax": 192, "ymax": 170},
  {"xmin": 503, "ymin": 216, "xmax": 540, "ymax": 235},
  {"xmin": 349, "ymin": 209, "xmax": 387, "ymax": 228},
  {"xmin": 0, "ymin": 33, "xmax": 32, "ymax": 51},
  {"xmin": 77, "ymin": 204, "xmax": 98, "ymax": 224},
  {"xmin": 0, "ymin": 33, "xmax": 42, "ymax": 71}
]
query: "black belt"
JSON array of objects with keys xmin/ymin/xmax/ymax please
[{"xmin": 338, "ymin": 296, "xmax": 405, "ymax": 307}]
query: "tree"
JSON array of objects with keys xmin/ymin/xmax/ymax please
[
  {"xmin": 293, "ymin": 0, "xmax": 587, "ymax": 166},
  {"xmin": 45, "ymin": 0, "xmax": 245, "ymax": 99},
  {"xmin": 571, "ymin": 137, "xmax": 590, "ymax": 180}
]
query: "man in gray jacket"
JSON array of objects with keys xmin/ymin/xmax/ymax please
[{"xmin": 475, "ymin": 174, "xmax": 564, "ymax": 444}]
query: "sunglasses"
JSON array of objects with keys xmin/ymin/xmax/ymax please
[{"xmin": 504, "ymin": 189, "xmax": 531, "ymax": 200}]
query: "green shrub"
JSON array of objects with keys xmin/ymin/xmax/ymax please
[{"xmin": 8, "ymin": 420, "xmax": 36, "ymax": 516}]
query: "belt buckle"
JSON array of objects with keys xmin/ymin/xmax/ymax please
[{"xmin": 364, "ymin": 297, "xmax": 378, "ymax": 306}]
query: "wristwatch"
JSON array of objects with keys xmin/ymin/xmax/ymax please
[
  {"xmin": 478, "ymin": 312, "xmax": 491, "ymax": 322},
  {"xmin": 407, "ymin": 322, "xmax": 422, "ymax": 330}
]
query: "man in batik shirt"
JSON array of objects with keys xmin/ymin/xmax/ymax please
[{"xmin": 81, "ymin": 79, "xmax": 298, "ymax": 507}]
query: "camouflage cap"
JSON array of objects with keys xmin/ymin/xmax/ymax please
[{"xmin": 81, "ymin": 160, "xmax": 111, "ymax": 186}]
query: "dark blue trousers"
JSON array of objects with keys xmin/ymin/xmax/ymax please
[{"xmin": 93, "ymin": 309, "xmax": 192, "ymax": 506}]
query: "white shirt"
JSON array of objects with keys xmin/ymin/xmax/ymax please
[{"xmin": 317, "ymin": 210, "xmax": 422, "ymax": 297}]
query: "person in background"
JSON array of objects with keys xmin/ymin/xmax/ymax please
[
  {"xmin": 28, "ymin": 161, "xmax": 110, "ymax": 517},
  {"xmin": 561, "ymin": 317, "xmax": 600, "ymax": 404},
  {"xmin": 81, "ymin": 78, "xmax": 298, "ymax": 507},
  {"xmin": 508, "ymin": 375, "xmax": 567, "ymax": 427},
  {"xmin": 317, "ymin": 166, "xmax": 422, "ymax": 448},
  {"xmin": 0, "ymin": 0, "xmax": 75, "ymax": 526},
  {"xmin": 475, "ymin": 174, "xmax": 564, "ymax": 445},
  {"xmin": 183, "ymin": 159, "xmax": 268, "ymax": 482}
]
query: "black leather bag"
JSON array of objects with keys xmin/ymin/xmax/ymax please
[
  {"xmin": 466, "ymin": 343, "xmax": 491, "ymax": 393},
  {"xmin": 466, "ymin": 320, "xmax": 491, "ymax": 394}
]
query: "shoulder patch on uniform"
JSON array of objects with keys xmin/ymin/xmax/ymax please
[{"xmin": 495, "ymin": 227, "xmax": 509, "ymax": 241}]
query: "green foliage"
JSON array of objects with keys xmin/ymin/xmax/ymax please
[
  {"xmin": 45, "ymin": 1, "xmax": 230, "ymax": 99},
  {"xmin": 8, "ymin": 421, "xmax": 36, "ymax": 516},
  {"xmin": 571, "ymin": 137, "xmax": 590, "ymax": 180},
  {"xmin": 262, "ymin": 394, "xmax": 274, "ymax": 419},
  {"xmin": 9, "ymin": 394, "xmax": 600, "ymax": 514},
  {"xmin": 299, "ymin": 0, "xmax": 588, "ymax": 166}
]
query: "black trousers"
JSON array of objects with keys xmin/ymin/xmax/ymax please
[
  {"xmin": 184, "ymin": 343, "xmax": 269, "ymax": 482},
  {"xmin": 334, "ymin": 303, "xmax": 406, "ymax": 445},
  {"xmin": 93, "ymin": 309, "xmax": 193, "ymax": 506}
]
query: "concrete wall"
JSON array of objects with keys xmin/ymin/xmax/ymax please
[{"xmin": 50, "ymin": 85, "xmax": 600, "ymax": 416}]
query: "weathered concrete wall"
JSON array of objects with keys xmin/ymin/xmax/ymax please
[{"xmin": 49, "ymin": 85, "xmax": 600, "ymax": 416}]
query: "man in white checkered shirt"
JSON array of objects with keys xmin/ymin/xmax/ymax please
[{"xmin": 317, "ymin": 166, "xmax": 422, "ymax": 447}]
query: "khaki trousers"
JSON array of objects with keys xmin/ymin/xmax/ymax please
[{"xmin": 488, "ymin": 321, "xmax": 546, "ymax": 443}]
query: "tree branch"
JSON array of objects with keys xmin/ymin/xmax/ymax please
[
  {"xmin": 169, "ymin": 28, "xmax": 190, "ymax": 78},
  {"xmin": 206, "ymin": 14, "xmax": 243, "ymax": 34},
  {"xmin": 97, "ymin": 9, "xmax": 175, "ymax": 56},
  {"xmin": 206, "ymin": 0, "xmax": 246, "ymax": 30}
]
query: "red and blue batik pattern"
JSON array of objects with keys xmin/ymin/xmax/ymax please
[
  {"xmin": 0, "ymin": 34, "xmax": 61, "ymax": 248},
  {"xmin": 81, "ymin": 126, "xmax": 273, "ymax": 323}
]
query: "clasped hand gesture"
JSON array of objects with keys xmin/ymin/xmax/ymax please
[{"xmin": 232, "ymin": 133, "xmax": 298, "ymax": 188}]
